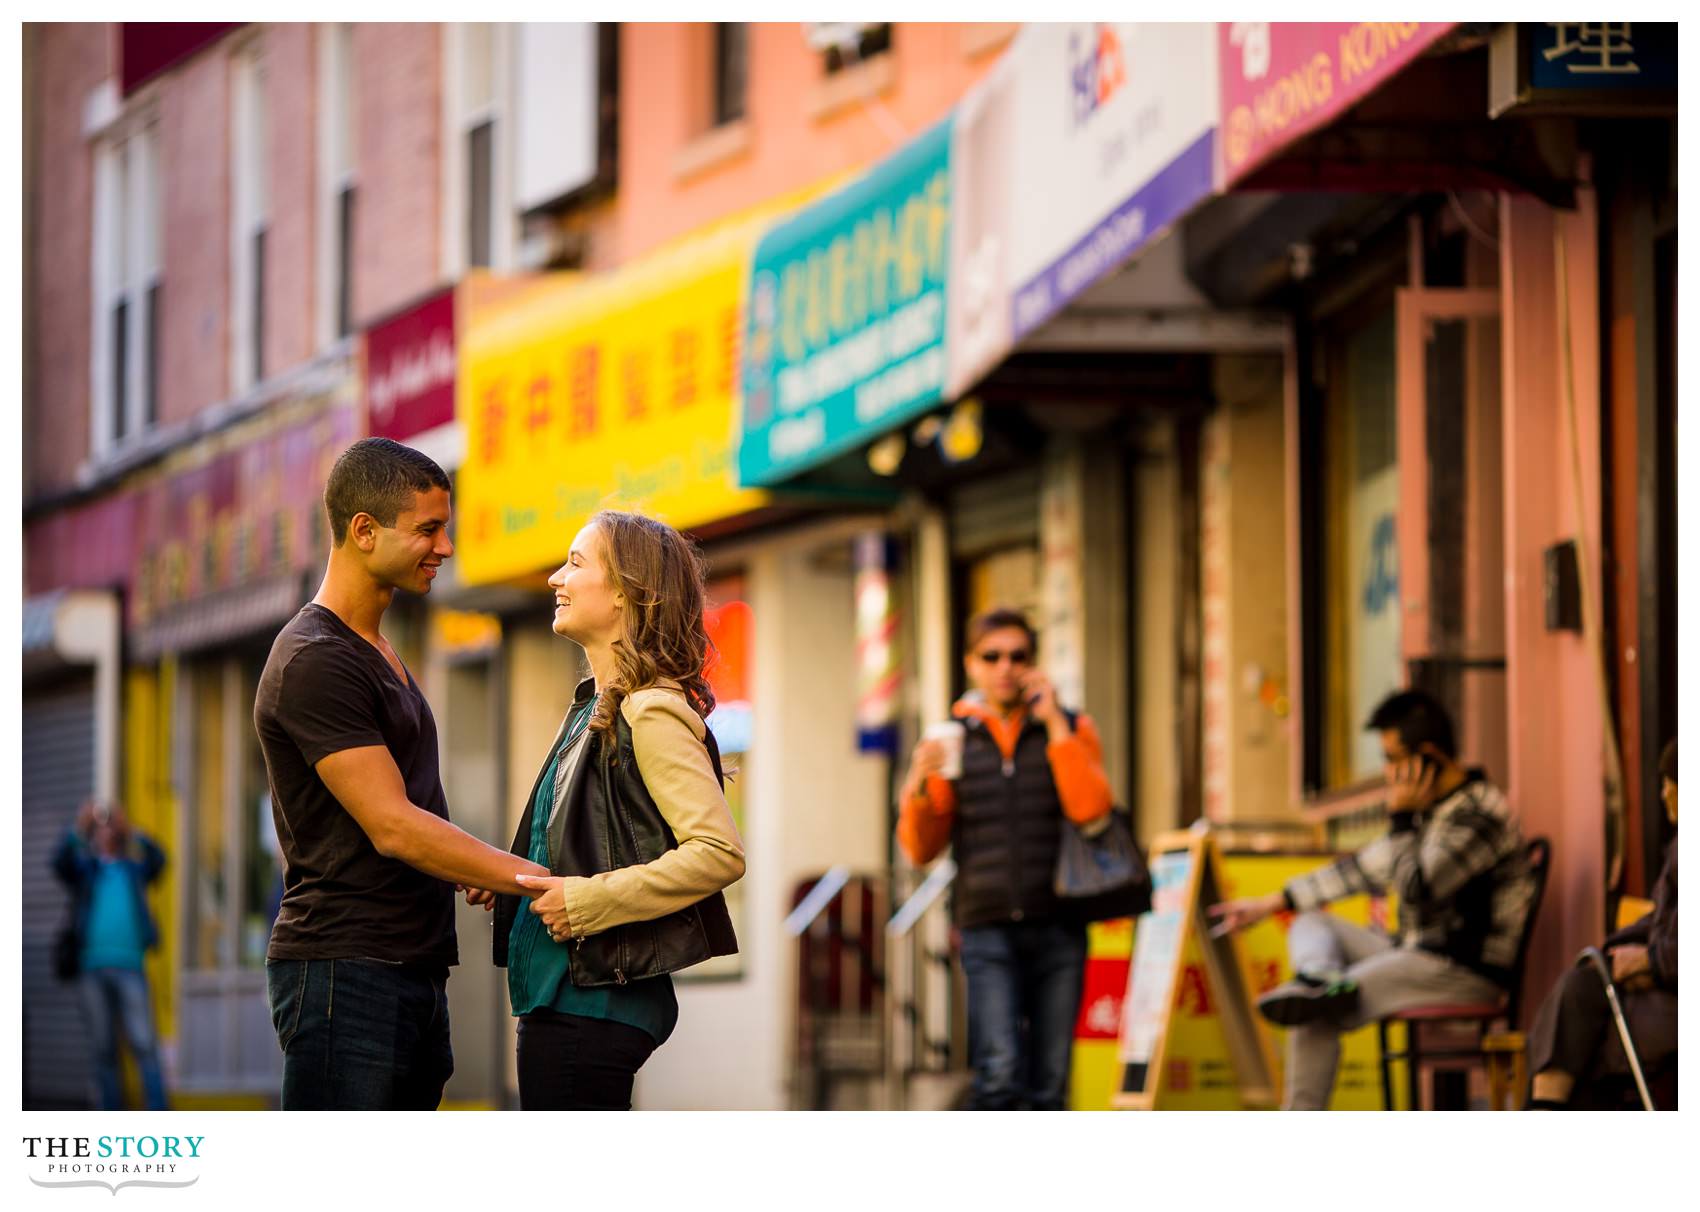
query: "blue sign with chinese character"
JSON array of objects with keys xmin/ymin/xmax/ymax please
[
  {"xmin": 1529, "ymin": 22, "xmax": 1676, "ymax": 92},
  {"xmin": 739, "ymin": 119, "xmax": 951, "ymax": 488}
]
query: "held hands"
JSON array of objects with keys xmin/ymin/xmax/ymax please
[
  {"xmin": 457, "ymin": 885, "xmax": 497, "ymax": 912},
  {"xmin": 1206, "ymin": 892, "xmax": 1287, "ymax": 936},
  {"xmin": 514, "ymin": 873, "xmax": 573, "ymax": 943}
]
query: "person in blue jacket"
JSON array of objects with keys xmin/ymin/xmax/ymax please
[{"xmin": 52, "ymin": 800, "xmax": 169, "ymax": 1110}]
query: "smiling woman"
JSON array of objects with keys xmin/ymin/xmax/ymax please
[{"xmin": 493, "ymin": 508, "xmax": 745, "ymax": 1111}]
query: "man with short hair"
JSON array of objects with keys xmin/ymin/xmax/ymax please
[
  {"xmin": 1209, "ymin": 689, "xmax": 1536, "ymax": 1110},
  {"xmin": 897, "ymin": 607, "xmax": 1114, "ymax": 1110},
  {"xmin": 255, "ymin": 437, "xmax": 545, "ymax": 1110}
]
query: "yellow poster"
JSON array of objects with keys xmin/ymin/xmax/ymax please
[
  {"xmin": 457, "ymin": 216, "xmax": 777, "ymax": 586},
  {"xmin": 1070, "ymin": 852, "xmax": 1403, "ymax": 1110}
]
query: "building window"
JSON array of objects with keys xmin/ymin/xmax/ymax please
[
  {"xmin": 91, "ymin": 120, "xmax": 162, "ymax": 457},
  {"xmin": 318, "ymin": 23, "xmax": 356, "ymax": 346},
  {"xmin": 446, "ymin": 22, "xmax": 511, "ymax": 274},
  {"xmin": 813, "ymin": 22, "xmax": 892, "ymax": 74},
  {"xmin": 712, "ymin": 23, "xmax": 748, "ymax": 126},
  {"xmin": 231, "ymin": 46, "xmax": 269, "ymax": 393}
]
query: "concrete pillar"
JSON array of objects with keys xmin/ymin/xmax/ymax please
[{"xmin": 1498, "ymin": 187, "xmax": 1607, "ymax": 1022}]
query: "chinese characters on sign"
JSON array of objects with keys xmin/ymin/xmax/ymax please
[
  {"xmin": 129, "ymin": 400, "xmax": 360, "ymax": 627},
  {"xmin": 456, "ymin": 219, "xmax": 775, "ymax": 586},
  {"xmin": 1543, "ymin": 23, "xmax": 1639, "ymax": 75},
  {"xmin": 1527, "ymin": 21, "xmax": 1675, "ymax": 93},
  {"xmin": 739, "ymin": 120, "xmax": 952, "ymax": 487}
]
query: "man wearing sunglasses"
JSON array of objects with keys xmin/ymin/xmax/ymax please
[{"xmin": 897, "ymin": 607, "xmax": 1113, "ymax": 1110}]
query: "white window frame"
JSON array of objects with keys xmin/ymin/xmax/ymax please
[
  {"xmin": 440, "ymin": 22, "xmax": 515, "ymax": 277},
  {"xmin": 89, "ymin": 110, "xmax": 162, "ymax": 461},
  {"xmin": 230, "ymin": 41, "xmax": 269, "ymax": 395},
  {"xmin": 316, "ymin": 22, "xmax": 357, "ymax": 349}
]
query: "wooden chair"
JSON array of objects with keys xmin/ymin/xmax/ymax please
[{"xmin": 1377, "ymin": 837, "xmax": 1551, "ymax": 1110}]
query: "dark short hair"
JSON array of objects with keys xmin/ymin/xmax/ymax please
[
  {"xmin": 324, "ymin": 438, "xmax": 450, "ymax": 546},
  {"xmin": 1365, "ymin": 689, "xmax": 1457, "ymax": 759},
  {"xmin": 966, "ymin": 607, "xmax": 1038, "ymax": 655},
  {"xmin": 1659, "ymin": 739, "xmax": 1677, "ymax": 784}
]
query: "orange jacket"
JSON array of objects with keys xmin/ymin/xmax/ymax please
[{"xmin": 897, "ymin": 697, "xmax": 1113, "ymax": 867}]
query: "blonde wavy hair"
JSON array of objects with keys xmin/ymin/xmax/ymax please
[{"xmin": 584, "ymin": 509, "xmax": 717, "ymax": 744}]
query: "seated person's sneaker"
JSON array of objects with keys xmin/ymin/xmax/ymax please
[{"xmin": 1256, "ymin": 974, "xmax": 1360, "ymax": 1026}]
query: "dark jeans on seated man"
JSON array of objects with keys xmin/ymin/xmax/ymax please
[
  {"xmin": 266, "ymin": 958, "xmax": 454, "ymax": 1110},
  {"xmin": 959, "ymin": 918, "xmax": 1087, "ymax": 1110}
]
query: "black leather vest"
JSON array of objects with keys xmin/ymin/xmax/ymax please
[
  {"xmin": 493, "ymin": 692, "xmax": 738, "ymax": 986},
  {"xmin": 950, "ymin": 711, "xmax": 1071, "ymax": 928}
]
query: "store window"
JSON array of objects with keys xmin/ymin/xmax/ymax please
[
  {"xmin": 185, "ymin": 654, "xmax": 281, "ymax": 973},
  {"xmin": 694, "ymin": 575, "xmax": 751, "ymax": 981},
  {"xmin": 1316, "ymin": 299, "xmax": 1401, "ymax": 789}
]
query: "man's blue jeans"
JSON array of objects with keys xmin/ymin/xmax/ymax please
[
  {"xmin": 266, "ymin": 958, "xmax": 454, "ymax": 1110},
  {"xmin": 959, "ymin": 918, "xmax": 1087, "ymax": 1110},
  {"xmin": 78, "ymin": 967, "xmax": 168, "ymax": 1110}
]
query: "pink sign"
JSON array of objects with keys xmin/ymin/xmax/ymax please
[
  {"xmin": 24, "ymin": 492, "xmax": 139, "ymax": 597},
  {"xmin": 1218, "ymin": 21, "xmax": 1455, "ymax": 187},
  {"xmin": 128, "ymin": 403, "xmax": 359, "ymax": 627},
  {"xmin": 364, "ymin": 288, "xmax": 456, "ymax": 443}
]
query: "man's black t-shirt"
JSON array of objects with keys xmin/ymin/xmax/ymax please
[{"xmin": 254, "ymin": 604, "xmax": 457, "ymax": 967}]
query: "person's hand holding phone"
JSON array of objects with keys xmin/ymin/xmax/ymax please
[
  {"xmin": 1387, "ymin": 753, "xmax": 1439, "ymax": 813},
  {"xmin": 1021, "ymin": 670, "xmax": 1061, "ymax": 726}
]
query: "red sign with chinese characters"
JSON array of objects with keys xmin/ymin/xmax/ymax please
[
  {"xmin": 1218, "ymin": 21, "xmax": 1455, "ymax": 187},
  {"xmin": 364, "ymin": 288, "xmax": 457, "ymax": 443},
  {"xmin": 129, "ymin": 402, "xmax": 360, "ymax": 627}
]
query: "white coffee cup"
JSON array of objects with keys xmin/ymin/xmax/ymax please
[{"xmin": 923, "ymin": 720, "xmax": 966, "ymax": 780}]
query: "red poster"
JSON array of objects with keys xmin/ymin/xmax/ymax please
[
  {"xmin": 1218, "ymin": 21, "xmax": 1455, "ymax": 187},
  {"xmin": 1074, "ymin": 956, "xmax": 1132, "ymax": 1040},
  {"xmin": 365, "ymin": 288, "xmax": 457, "ymax": 443}
]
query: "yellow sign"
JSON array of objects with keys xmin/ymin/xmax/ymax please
[
  {"xmin": 1070, "ymin": 850, "xmax": 1403, "ymax": 1110},
  {"xmin": 457, "ymin": 208, "xmax": 797, "ymax": 586}
]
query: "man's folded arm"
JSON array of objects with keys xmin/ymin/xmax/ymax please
[{"xmin": 315, "ymin": 746, "xmax": 544, "ymax": 894}]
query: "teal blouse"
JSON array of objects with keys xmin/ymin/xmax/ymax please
[{"xmin": 507, "ymin": 700, "xmax": 679, "ymax": 1045}]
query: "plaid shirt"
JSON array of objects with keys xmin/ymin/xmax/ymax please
[{"xmin": 1284, "ymin": 773, "xmax": 1536, "ymax": 985}]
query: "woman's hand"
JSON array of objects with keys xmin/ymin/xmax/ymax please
[{"xmin": 515, "ymin": 873, "xmax": 574, "ymax": 942}]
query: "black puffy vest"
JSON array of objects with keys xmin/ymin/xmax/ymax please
[
  {"xmin": 493, "ymin": 689, "xmax": 738, "ymax": 986},
  {"xmin": 950, "ymin": 711, "xmax": 1071, "ymax": 928}
]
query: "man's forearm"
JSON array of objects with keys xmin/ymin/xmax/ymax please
[{"xmin": 381, "ymin": 807, "xmax": 545, "ymax": 893}]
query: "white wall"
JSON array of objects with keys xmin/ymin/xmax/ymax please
[{"xmin": 634, "ymin": 522, "xmax": 891, "ymax": 1109}]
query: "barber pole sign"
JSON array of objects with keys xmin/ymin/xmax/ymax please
[{"xmin": 854, "ymin": 533, "xmax": 900, "ymax": 754}]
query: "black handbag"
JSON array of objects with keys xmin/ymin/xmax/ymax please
[{"xmin": 1054, "ymin": 806, "xmax": 1151, "ymax": 922}]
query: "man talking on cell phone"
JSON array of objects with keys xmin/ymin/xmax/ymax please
[
  {"xmin": 1208, "ymin": 689, "xmax": 1537, "ymax": 1110},
  {"xmin": 895, "ymin": 607, "xmax": 1113, "ymax": 1110},
  {"xmin": 254, "ymin": 438, "xmax": 547, "ymax": 1110}
]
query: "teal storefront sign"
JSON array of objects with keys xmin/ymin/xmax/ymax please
[{"xmin": 739, "ymin": 118, "xmax": 951, "ymax": 487}]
